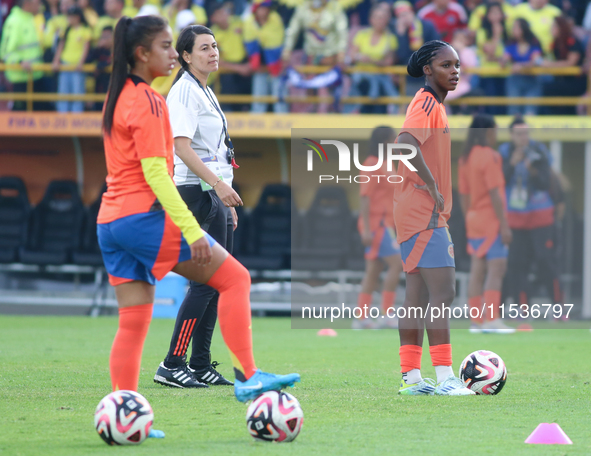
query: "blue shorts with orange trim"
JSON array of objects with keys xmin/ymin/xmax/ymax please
[
  {"xmin": 467, "ymin": 234, "xmax": 508, "ymax": 260},
  {"xmin": 400, "ymin": 227, "xmax": 455, "ymax": 274},
  {"xmin": 364, "ymin": 225, "xmax": 401, "ymax": 260},
  {"xmin": 97, "ymin": 211, "xmax": 216, "ymax": 286}
]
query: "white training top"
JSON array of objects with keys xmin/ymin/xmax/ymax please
[{"xmin": 167, "ymin": 70, "xmax": 234, "ymax": 187}]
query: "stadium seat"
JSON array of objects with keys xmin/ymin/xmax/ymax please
[
  {"xmin": 235, "ymin": 183, "xmax": 292, "ymax": 270},
  {"xmin": 0, "ymin": 177, "xmax": 31, "ymax": 263},
  {"xmin": 345, "ymin": 213, "xmax": 365, "ymax": 271},
  {"xmin": 293, "ymin": 186, "xmax": 352, "ymax": 271},
  {"xmin": 19, "ymin": 180, "xmax": 85, "ymax": 265},
  {"xmin": 72, "ymin": 184, "xmax": 106, "ymax": 266},
  {"xmin": 231, "ymin": 203, "xmax": 248, "ymax": 257},
  {"xmin": 448, "ymin": 189, "xmax": 469, "ymax": 272}
]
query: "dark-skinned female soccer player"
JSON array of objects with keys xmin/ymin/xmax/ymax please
[
  {"xmin": 394, "ymin": 40, "xmax": 474, "ymax": 396},
  {"xmin": 97, "ymin": 16, "xmax": 299, "ymax": 415}
]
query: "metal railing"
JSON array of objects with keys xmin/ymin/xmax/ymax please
[{"xmin": 0, "ymin": 63, "xmax": 587, "ymax": 111}]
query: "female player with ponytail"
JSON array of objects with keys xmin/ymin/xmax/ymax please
[
  {"xmin": 394, "ymin": 40, "xmax": 474, "ymax": 396},
  {"xmin": 97, "ymin": 15, "xmax": 299, "ymax": 407},
  {"xmin": 458, "ymin": 114, "xmax": 514, "ymax": 334}
]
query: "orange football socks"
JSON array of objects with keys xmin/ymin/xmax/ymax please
[
  {"xmin": 110, "ymin": 303, "xmax": 153, "ymax": 392},
  {"xmin": 207, "ymin": 255, "xmax": 257, "ymax": 382},
  {"xmin": 400, "ymin": 344, "xmax": 422, "ymax": 372},
  {"xmin": 357, "ymin": 293, "xmax": 372, "ymax": 319}
]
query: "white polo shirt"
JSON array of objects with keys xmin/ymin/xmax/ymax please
[{"xmin": 167, "ymin": 70, "xmax": 234, "ymax": 187}]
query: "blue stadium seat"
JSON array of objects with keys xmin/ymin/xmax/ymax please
[
  {"xmin": 0, "ymin": 177, "xmax": 31, "ymax": 263},
  {"xmin": 19, "ymin": 180, "xmax": 85, "ymax": 265}
]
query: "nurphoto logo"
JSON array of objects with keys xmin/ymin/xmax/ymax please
[{"xmin": 303, "ymin": 139, "xmax": 417, "ymax": 184}]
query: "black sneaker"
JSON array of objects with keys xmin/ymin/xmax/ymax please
[
  {"xmin": 189, "ymin": 361, "xmax": 234, "ymax": 386},
  {"xmin": 154, "ymin": 362, "xmax": 209, "ymax": 388}
]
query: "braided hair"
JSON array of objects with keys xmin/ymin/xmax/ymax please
[{"xmin": 407, "ymin": 40, "xmax": 452, "ymax": 78}]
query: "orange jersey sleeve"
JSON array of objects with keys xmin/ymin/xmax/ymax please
[{"xmin": 394, "ymin": 87, "xmax": 452, "ymax": 243}]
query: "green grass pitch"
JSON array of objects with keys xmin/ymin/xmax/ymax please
[{"xmin": 0, "ymin": 316, "xmax": 589, "ymax": 455}]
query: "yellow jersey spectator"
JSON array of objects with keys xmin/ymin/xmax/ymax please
[
  {"xmin": 43, "ymin": 0, "xmax": 75, "ymax": 50},
  {"xmin": 209, "ymin": 2, "xmax": 251, "ymax": 111},
  {"xmin": 243, "ymin": 0, "xmax": 286, "ymax": 113},
  {"xmin": 51, "ymin": 6, "xmax": 91, "ymax": 112},
  {"xmin": 468, "ymin": 0, "xmax": 514, "ymax": 35},
  {"xmin": 345, "ymin": 3, "xmax": 398, "ymax": 114},
  {"xmin": 211, "ymin": 6, "xmax": 247, "ymax": 64},
  {"xmin": 79, "ymin": 0, "xmax": 99, "ymax": 28},
  {"xmin": 475, "ymin": 2, "xmax": 506, "ymax": 68},
  {"xmin": 164, "ymin": 0, "xmax": 207, "ymax": 32},
  {"xmin": 512, "ymin": 0, "xmax": 561, "ymax": 55},
  {"xmin": 94, "ymin": 0, "xmax": 124, "ymax": 41},
  {"xmin": 282, "ymin": 0, "xmax": 348, "ymax": 65}
]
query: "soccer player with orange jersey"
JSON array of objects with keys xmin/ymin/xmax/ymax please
[
  {"xmin": 97, "ymin": 16, "xmax": 299, "ymax": 415},
  {"xmin": 394, "ymin": 40, "xmax": 474, "ymax": 396},
  {"xmin": 353, "ymin": 126, "xmax": 403, "ymax": 330},
  {"xmin": 458, "ymin": 114, "xmax": 515, "ymax": 334}
]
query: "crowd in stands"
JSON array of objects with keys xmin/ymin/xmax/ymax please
[{"xmin": 0, "ymin": 0, "xmax": 590, "ymax": 113}]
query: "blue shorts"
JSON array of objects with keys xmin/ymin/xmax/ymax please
[
  {"xmin": 467, "ymin": 234, "xmax": 508, "ymax": 260},
  {"xmin": 400, "ymin": 227, "xmax": 455, "ymax": 274},
  {"xmin": 364, "ymin": 225, "xmax": 401, "ymax": 260},
  {"xmin": 97, "ymin": 211, "xmax": 215, "ymax": 286}
]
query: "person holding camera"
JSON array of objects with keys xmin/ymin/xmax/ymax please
[{"xmin": 499, "ymin": 117, "xmax": 562, "ymax": 310}]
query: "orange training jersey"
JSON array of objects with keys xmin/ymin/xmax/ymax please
[
  {"xmin": 98, "ymin": 75, "xmax": 174, "ymax": 224},
  {"xmin": 358, "ymin": 155, "xmax": 396, "ymax": 232},
  {"xmin": 458, "ymin": 145, "xmax": 506, "ymax": 239},
  {"xmin": 394, "ymin": 87, "xmax": 452, "ymax": 244}
]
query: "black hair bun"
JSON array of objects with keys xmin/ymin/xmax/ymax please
[{"xmin": 407, "ymin": 51, "xmax": 424, "ymax": 78}]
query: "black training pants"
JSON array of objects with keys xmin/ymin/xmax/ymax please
[
  {"xmin": 164, "ymin": 184, "xmax": 233, "ymax": 370},
  {"xmin": 504, "ymin": 225, "xmax": 562, "ymax": 305}
]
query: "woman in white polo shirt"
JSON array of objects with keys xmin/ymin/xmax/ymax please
[{"xmin": 154, "ymin": 25, "xmax": 242, "ymax": 389}]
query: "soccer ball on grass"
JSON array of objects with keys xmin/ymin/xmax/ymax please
[
  {"xmin": 459, "ymin": 350, "xmax": 507, "ymax": 395},
  {"xmin": 246, "ymin": 391, "xmax": 303, "ymax": 442},
  {"xmin": 94, "ymin": 390, "xmax": 154, "ymax": 445}
]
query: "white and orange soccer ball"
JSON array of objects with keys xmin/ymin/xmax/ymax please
[
  {"xmin": 246, "ymin": 391, "xmax": 304, "ymax": 442},
  {"xmin": 459, "ymin": 350, "xmax": 507, "ymax": 395},
  {"xmin": 94, "ymin": 390, "xmax": 154, "ymax": 445}
]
